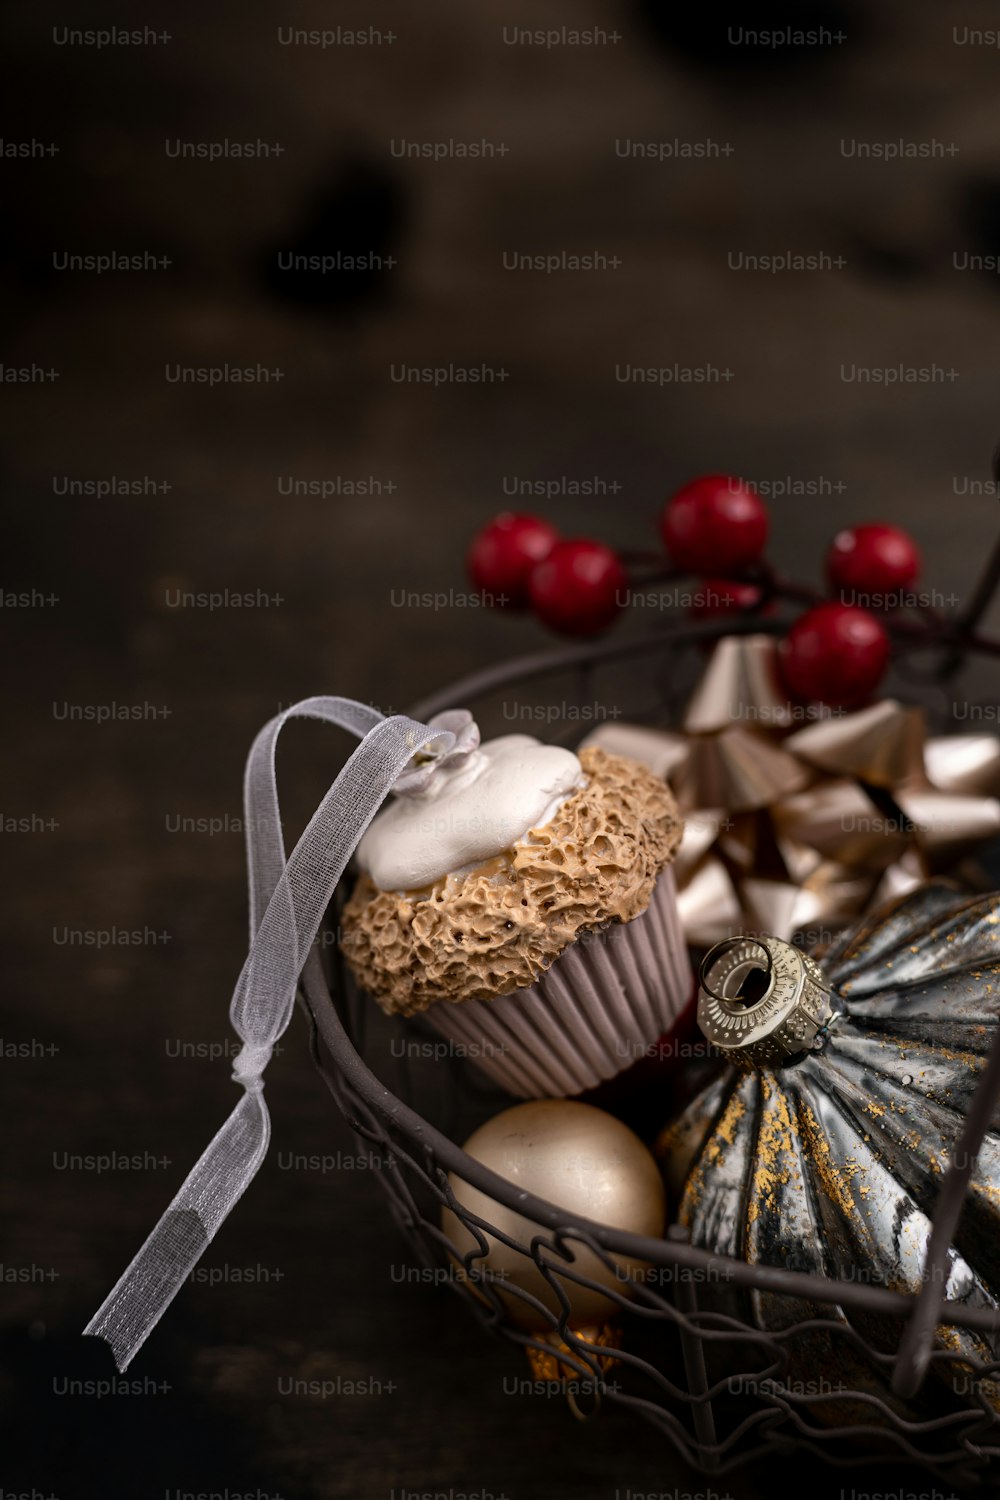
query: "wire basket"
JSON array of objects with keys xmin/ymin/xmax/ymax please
[{"xmin": 298, "ymin": 617, "xmax": 1000, "ymax": 1487}]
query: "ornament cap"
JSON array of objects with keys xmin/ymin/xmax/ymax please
[{"xmin": 697, "ymin": 933, "xmax": 836, "ymax": 1068}]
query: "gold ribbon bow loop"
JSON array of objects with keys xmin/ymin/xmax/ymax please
[{"xmin": 582, "ymin": 634, "xmax": 1000, "ymax": 946}]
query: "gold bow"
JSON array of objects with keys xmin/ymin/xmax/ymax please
[{"xmin": 583, "ymin": 635, "xmax": 1000, "ymax": 946}]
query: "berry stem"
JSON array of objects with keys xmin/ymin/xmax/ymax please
[
  {"xmin": 954, "ymin": 530, "xmax": 1000, "ymax": 639},
  {"xmin": 616, "ymin": 560, "xmax": 1000, "ymax": 662}
]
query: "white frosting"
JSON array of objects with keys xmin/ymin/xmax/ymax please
[{"xmin": 356, "ymin": 734, "xmax": 585, "ymax": 892}]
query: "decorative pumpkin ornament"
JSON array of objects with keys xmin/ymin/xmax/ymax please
[
  {"xmin": 442, "ymin": 1100, "xmax": 665, "ymax": 1330},
  {"xmin": 657, "ymin": 881, "xmax": 1000, "ymax": 1415}
]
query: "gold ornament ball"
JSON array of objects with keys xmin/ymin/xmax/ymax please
[{"xmin": 441, "ymin": 1099, "xmax": 666, "ymax": 1330}]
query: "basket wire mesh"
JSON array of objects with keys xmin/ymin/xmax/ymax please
[{"xmin": 298, "ymin": 619, "xmax": 1000, "ymax": 1485}]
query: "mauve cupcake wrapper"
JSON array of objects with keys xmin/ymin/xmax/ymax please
[{"xmin": 421, "ymin": 869, "xmax": 693, "ymax": 1098}]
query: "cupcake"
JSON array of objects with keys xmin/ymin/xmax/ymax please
[{"xmin": 340, "ymin": 710, "xmax": 690, "ymax": 1097}]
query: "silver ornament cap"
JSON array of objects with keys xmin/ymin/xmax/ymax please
[{"xmin": 697, "ymin": 935, "xmax": 836, "ymax": 1069}]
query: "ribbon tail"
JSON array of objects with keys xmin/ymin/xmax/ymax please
[
  {"xmin": 83, "ymin": 1088, "xmax": 270, "ymax": 1371},
  {"xmin": 83, "ymin": 706, "xmax": 451, "ymax": 1369}
]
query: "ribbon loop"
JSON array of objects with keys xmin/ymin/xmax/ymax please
[{"xmin": 84, "ymin": 697, "xmax": 450, "ymax": 1370}]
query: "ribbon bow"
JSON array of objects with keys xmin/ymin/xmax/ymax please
[
  {"xmin": 83, "ymin": 696, "xmax": 450, "ymax": 1370},
  {"xmin": 584, "ymin": 635, "xmax": 1000, "ymax": 945}
]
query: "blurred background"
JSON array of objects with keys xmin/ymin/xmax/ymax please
[{"xmin": 3, "ymin": 0, "xmax": 1000, "ymax": 1495}]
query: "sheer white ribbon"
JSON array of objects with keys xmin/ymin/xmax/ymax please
[{"xmin": 83, "ymin": 697, "xmax": 451, "ymax": 1371}]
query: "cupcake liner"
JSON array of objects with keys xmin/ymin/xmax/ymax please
[{"xmin": 422, "ymin": 868, "xmax": 693, "ymax": 1098}]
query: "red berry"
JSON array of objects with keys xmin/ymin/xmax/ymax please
[
  {"xmin": 529, "ymin": 539, "xmax": 627, "ymax": 636},
  {"xmin": 778, "ymin": 603, "xmax": 890, "ymax": 709},
  {"xmin": 466, "ymin": 512, "xmax": 559, "ymax": 609},
  {"xmin": 661, "ymin": 475, "xmax": 768, "ymax": 574},
  {"xmin": 826, "ymin": 523, "xmax": 920, "ymax": 603},
  {"xmin": 690, "ymin": 577, "xmax": 765, "ymax": 619}
]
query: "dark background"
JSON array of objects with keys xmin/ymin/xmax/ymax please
[{"xmin": 3, "ymin": 1, "xmax": 1000, "ymax": 1496}]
